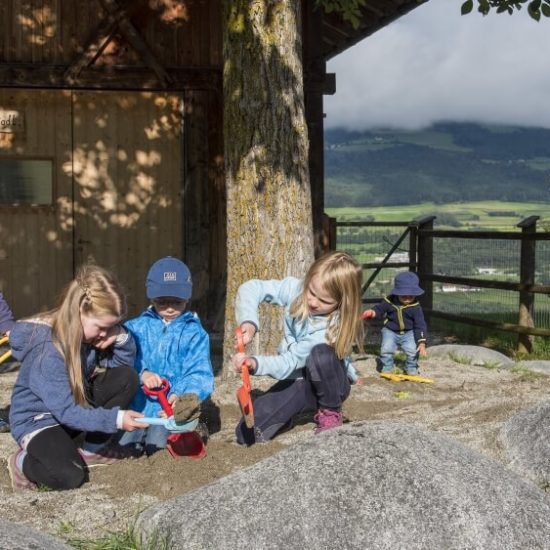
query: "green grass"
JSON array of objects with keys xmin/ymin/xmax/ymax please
[
  {"xmin": 327, "ymin": 201, "xmax": 550, "ymax": 231},
  {"xmin": 67, "ymin": 523, "xmax": 168, "ymax": 550}
]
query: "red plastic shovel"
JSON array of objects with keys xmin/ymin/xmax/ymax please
[
  {"xmin": 235, "ymin": 327, "xmax": 255, "ymax": 428},
  {"xmin": 142, "ymin": 379, "xmax": 206, "ymax": 460}
]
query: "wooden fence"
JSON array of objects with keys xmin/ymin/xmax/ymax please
[{"xmin": 326, "ymin": 214, "xmax": 550, "ymax": 353}]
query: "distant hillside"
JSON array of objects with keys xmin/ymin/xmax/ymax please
[{"xmin": 324, "ymin": 123, "xmax": 550, "ymax": 207}]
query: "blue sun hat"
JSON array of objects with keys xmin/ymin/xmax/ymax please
[
  {"xmin": 146, "ymin": 257, "xmax": 192, "ymax": 300},
  {"xmin": 390, "ymin": 271, "xmax": 424, "ymax": 296}
]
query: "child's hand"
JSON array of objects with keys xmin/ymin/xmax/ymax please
[
  {"xmin": 417, "ymin": 343, "xmax": 427, "ymax": 357},
  {"xmin": 362, "ymin": 310, "xmax": 375, "ymax": 320},
  {"xmin": 93, "ymin": 325, "xmax": 122, "ymax": 350},
  {"xmin": 122, "ymin": 410, "xmax": 146, "ymax": 431},
  {"xmin": 159, "ymin": 393, "xmax": 178, "ymax": 418},
  {"xmin": 141, "ymin": 371, "xmax": 164, "ymax": 389},
  {"xmin": 239, "ymin": 322, "xmax": 257, "ymax": 346},
  {"xmin": 232, "ymin": 352, "xmax": 255, "ymax": 374}
]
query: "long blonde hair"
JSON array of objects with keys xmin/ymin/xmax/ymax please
[
  {"xmin": 290, "ymin": 251, "xmax": 364, "ymax": 359},
  {"xmin": 50, "ymin": 265, "xmax": 126, "ymax": 405}
]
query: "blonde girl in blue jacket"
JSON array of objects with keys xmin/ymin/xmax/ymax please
[
  {"xmin": 8, "ymin": 265, "xmax": 144, "ymax": 492},
  {"xmin": 118, "ymin": 257, "xmax": 214, "ymax": 456},
  {"xmin": 232, "ymin": 251, "xmax": 364, "ymax": 445}
]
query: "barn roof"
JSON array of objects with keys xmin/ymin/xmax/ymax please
[{"xmin": 320, "ymin": 0, "xmax": 430, "ymax": 61}]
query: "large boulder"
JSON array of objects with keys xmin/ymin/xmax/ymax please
[
  {"xmin": 137, "ymin": 421, "xmax": 550, "ymax": 550},
  {"xmin": 427, "ymin": 344, "xmax": 513, "ymax": 367},
  {"xmin": 513, "ymin": 360, "xmax": 550, "ymax": 375},
  {"xmin": 499, "ymin": 400, "xmax": 550, "ymax": 488},
  {"xmin": 0, "ymin": 518, "xmax": 72, "ymax": 550}
]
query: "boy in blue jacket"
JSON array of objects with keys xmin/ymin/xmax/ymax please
[
  {"xmin": 364, "ymin": 271, "xmax": 427, "ymax": 375},
  {"xmin": 119, "ymin": 257, "xmax": 214, "ymax": 456}
]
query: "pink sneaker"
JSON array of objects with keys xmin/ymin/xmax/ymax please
[
  {"xmin": 7, "ymin": 449, "xmax": 36, "ymax": 492},
  {"xmin": 78, "ymin": 445, "xmax": 140, "ymax": 467},
  {"xmin": 313, "ymin": 409, "xmax": 343, "ymax": 434}
]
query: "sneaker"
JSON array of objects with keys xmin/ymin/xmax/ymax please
[
  {"xmin": 78, "ymin": 444, "xmax": 140, "ymax": 467},
  {"xmin": 7, "ymin": 449, "xmax": 36, "ymax": 492},
  {"xmin": 313, "ymin": 409, "xmax": 343, "ymax": 434},
  {"xmin": 406, "ymin": 368, "xmax": 419, "ymax": 376}
]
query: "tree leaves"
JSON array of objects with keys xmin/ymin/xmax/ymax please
[{"xmin": 461, "ymin": 0, "xmax": 550, "ymax": 19}]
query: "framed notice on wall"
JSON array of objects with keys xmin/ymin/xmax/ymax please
[
  {"xmin": 0, "ymin": 110, "xmax": 25, "ymax": 133},
  {"xmin": 0, "ymin": 159, "xmax": 53, "ymax": 205}
]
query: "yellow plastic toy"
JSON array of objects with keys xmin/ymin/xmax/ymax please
[
  {"xmin": 0, "ymin": 335, "xmax": 11, "ymax": 365},
  {"xmin": 380, "ymin": 372, "xmax": 434, "ymax": 384}
]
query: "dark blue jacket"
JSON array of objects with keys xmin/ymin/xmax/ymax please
[
  {"xmin": 372, "ymin": 295, "xmax": 427, "ymax": 344},
  {"xmin": 0, "ymin": 291, "xmax": 15, "ymax": 334},
  {"xmin": 9, "ymin": 319, "xmax": 136, "ymax": 444}
]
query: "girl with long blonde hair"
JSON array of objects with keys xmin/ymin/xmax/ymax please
[
  {"xmin": 232, "ymin": 251, "xmax": 364, "ymax": 445},
  {"xmin": 7, "ymin": 265, "xmax": 146, "ymax": 492}
]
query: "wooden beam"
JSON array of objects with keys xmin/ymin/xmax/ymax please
[
  {"xmin": 64, "ymin": 17, "xmax": 119, "ymax": 84},
  {"xmin": 97, "ymin": 0, "xmax": 173, "ymax": 88},
  {"xmin": 305, "ymin": 72, "xmax": 335, "ymax": 95},
  {"xmin": 0, "ymin": 63, "xmax": 221, "ymax": 91}
]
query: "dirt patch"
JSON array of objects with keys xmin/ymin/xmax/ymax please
[{"xmin": 1, "ymin": 354, "xmax": 549, "ymax": 543}]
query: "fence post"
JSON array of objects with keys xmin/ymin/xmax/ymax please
[
  {"xmin": 517, "ymin": 216, "xmax": 539, "ymax": 354},
  {"xmin": 416, "ymin": 216, "xmax": 436, "ymax": 317},
  {"xmin": 321, "ymin": 213, "xmax": 337, "ymax": 252}
]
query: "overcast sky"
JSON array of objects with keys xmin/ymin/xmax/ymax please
[{"xmin": 325, "ymin": 0, "xmax": 550, "ymax": 131}]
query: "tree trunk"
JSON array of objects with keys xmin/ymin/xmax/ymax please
[{"xmin": 222, "ymin": 0, "xmax": 314, "ymax": 376}]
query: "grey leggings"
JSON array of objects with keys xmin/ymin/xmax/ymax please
[{"xmin": 235, "ymin": 344, "xmax": 350, "ymax": 445}]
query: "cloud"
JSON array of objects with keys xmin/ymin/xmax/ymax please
[{"xmin": 325, "ymin": 0, "xmax": 550, "ymax": 130}]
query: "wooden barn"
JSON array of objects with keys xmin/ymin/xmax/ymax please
[{"xmin": 0, "ymin": 0, "xmax": 426, "ymax": 327}]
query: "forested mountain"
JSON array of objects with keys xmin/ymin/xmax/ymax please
[{"xmin": 324, "ymin": 123, "xmax": 550, "ymax": 207}]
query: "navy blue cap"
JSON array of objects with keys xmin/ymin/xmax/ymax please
[
  {"xmin": 390, "ymin": 271, "xmax": 424, "ymax": 296},
  {"xmin": 146, "ymin": 257, "xmax": 192, "ymax": 300}
]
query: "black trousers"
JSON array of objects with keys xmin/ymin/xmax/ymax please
[
  {"xmin": 23, "ymin": 366, "xmax": 139, "ymax": 490},
  {"xmin": 236, "ymin": 344, "xmax": 350, "ymax": 445}
]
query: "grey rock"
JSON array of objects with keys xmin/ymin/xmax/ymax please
[
  {"xmin": 427, "ymin": 344, "xmax": 513, "ymax": 367},
  {"xmin": 514, "ymin": 360, "xmax": 550, "ymax": 374},
  {"xmin": 499, "ymin": 400, "xmax": 550, "ymax": 488},
  {"xmin": 137, "ymin": 421, "xmax": 550, "ymax": 550},
  {"xmin": 0, "ymin": 518, "xmax": 72, "ymax": 550}
]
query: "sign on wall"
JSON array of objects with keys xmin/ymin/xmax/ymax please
[{"xmin": 0, "ymin": 110, "xmax": 25, "ymax": 133}]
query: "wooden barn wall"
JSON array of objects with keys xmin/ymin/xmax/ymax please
[
  {"xmin": 0, "ymin": 1, "xmax": 226, "ymax": 322},
  {"xmin": 0, "ymin": 88, "xmax": 185, "ymax": 318},
  {"xmin": 71, "ymin": 90, "xmax": 184, "ymax": 316},
  {"xmin": 0, "ymin": 89, "xmax": 73, "ymax": 318},
  {"xmin": 0, "ymin": 0, "xmax": 222, "ymax": 68}
]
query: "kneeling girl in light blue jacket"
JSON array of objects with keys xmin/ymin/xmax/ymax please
[{"xmin": 232, "ymin": 250, "xmax": 364, "ymax": 445}]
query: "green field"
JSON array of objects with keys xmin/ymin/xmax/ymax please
[{"xmin": 326, "ymin": 201, "xmax": 550, "ymax": 231}]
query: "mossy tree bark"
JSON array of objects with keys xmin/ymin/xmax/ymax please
[{"xmin": 222, "ymin": 0, "xmax": 314, "ymax": 376}]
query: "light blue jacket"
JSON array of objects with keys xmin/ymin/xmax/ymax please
[
  {"xmin": 236, "ymin": 277, "xmax": 358, "ymax": 382},
  {"xmin": 9, "ymin": 319, "xmax": 136, "ymax": 444},
  {"xmin": 124, "ymin": 307, "xmax": 214, "ymax": 418}
]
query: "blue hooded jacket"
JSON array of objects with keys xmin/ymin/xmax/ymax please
[
  {"xmin": 9, "ymin": 319, "xmax": 136, "ymax": 444},
  {"xmin": 124, "ymin": 307, "xmax": 214, "ymax": 418}
]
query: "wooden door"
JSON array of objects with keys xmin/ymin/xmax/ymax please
[
  {"xmin": 0, "ymin": 89, "xmax": 73, "ymax": 318},
  {"xmin": 71, "ymin": 91, "xmax": 184, "ymax": 316}
]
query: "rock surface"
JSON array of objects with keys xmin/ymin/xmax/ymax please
[
  {"xmin": 137, "ymin": 421, "xmax": 550, "ymax": 550},
  {"xmin": 427, "ymin": 344, "xmax": 513, "ymax": 367},
  {"xmin": 0, "ymin": 518, "xmax": 71, "ymax": 550},
  {"xmin": 499, "ymin": 399, "xmax": 550, "ymax": 488}
]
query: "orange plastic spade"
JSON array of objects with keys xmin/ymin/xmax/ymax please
[{"xmin": 236, "ymin": 327, "xmax": 255, "ymax": 428}]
